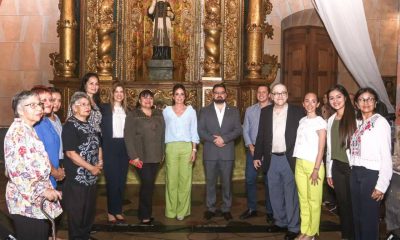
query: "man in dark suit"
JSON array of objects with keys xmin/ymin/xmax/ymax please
[
  {"xmin": 198, "ymin": 83, "xmax": 242, "ymax": 221},
  {"xmin": 254, "ymin": 83, "xmax": 304, "ymax": 240}
]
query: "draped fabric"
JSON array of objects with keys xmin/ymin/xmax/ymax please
[{"xmin": 313, "ymin": 0, "xmax": 394, "ymax": 113}]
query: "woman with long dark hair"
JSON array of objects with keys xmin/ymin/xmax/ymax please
[
  {"xmin": 79, "ymin": 72, "xmax": 102, "ymax": 133},
  {"xmin": 350, "ymin": 87, "xmax": 392, "ymax": 240},
  {"xmin": 326, "ymin": 84, "xmax": 356, "ymax": 239},
  {"xmin": 100, "ymin": 83, "xmax": 130, "ymax": 223}
]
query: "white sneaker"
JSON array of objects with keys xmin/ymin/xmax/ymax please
[{"xmin": 177, "ymin": 216, "xmax": 184, "ymax": 221}]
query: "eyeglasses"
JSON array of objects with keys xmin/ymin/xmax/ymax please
[
  {"xmin": 213, "ymin": 91, "xmax": 226, "ymax": 95},
  {"xmin": 357, "ymin": 97, "xmax": 375, "ymax": 104},
  {"xmin": 271, "ymin": 91, "xmax": 288, "ymax": 97},
  {"xmin": 75, "ymin": 103, "xmax": 91, "ymax": 107},
  {"xmin": 24, "ymin": 102, "xmax": 44, "ymax": 109}
]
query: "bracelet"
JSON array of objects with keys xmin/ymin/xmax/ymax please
[
  {"xmin": 192, "ymin": 149, "xmax": 197, "ymax": 152},
  {"xmin": 314, "ymin": 167, "xmax": 319, "ymax": 171}
]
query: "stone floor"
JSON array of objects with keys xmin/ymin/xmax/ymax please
[{"xmin": 0, "ymin": 164, "xmax": 348, "ymax": 240}]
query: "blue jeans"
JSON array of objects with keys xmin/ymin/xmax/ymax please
[{"xmin": 245, "ymin": 150, "xmax": 273, "ymax": 214}]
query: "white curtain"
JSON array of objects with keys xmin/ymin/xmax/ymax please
[{"xmin": 313, "ymin": 0, "xmax": 394, "ymax": 113}]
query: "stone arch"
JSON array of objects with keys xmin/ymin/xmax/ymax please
[{"xmin": 281, "ymin": 8, "xmax": 323, "ymax": 31}]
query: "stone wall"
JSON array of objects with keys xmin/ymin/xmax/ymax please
[{"xmin": 0, "ymin": 0, "xmax": 59, "ymax": 126}]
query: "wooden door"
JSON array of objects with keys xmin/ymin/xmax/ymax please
[{"xmin": 283, "ymin": 26, "xmax": 337, "ymax": 105}]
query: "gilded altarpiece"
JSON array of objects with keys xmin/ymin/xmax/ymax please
[
  {"xmin": 113, "ymin": 0, "xmax": 199, "ymax": 82},
  {"xmin": 51, "ymin": 0, "xmax": 278, "ymax": 183}
]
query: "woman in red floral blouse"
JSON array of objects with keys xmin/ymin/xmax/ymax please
[{"xmin": 4, "ymin": 90, "xmax": 62, "ymax": 240}]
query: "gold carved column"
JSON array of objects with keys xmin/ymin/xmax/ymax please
[
  {"xmin": 50, "ymin": 0, "xmax": 78, "ymax": 78},
  {"xmin": 245, "ymin": 0, "xmax": 264, "ymax": 80},
  {"xmin": 97, "ymin": 0, "xmax": 115, "ymax": 80},
  {"xmin": 203, "ymin": 0, "xmax": 222, "ymax": 78}
]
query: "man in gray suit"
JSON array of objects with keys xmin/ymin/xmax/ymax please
[{"xmin": 198, "ymin": 83, "xmax": 242, "ymax": 221}]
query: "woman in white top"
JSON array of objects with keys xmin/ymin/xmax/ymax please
[
  {"xmin": 163, "ymin": 84, "xmax": 199, "ymax": 220},
  {"xmin": 350, "ymin": 87, "xmax": 392, "ymax": 240},
  {"xmin": 100, "ymin": 83, "xmax": 129, "ymax": 223},
  {"xmin": 293, "ymin": 93, "xmax": 326, "ymax": 240}
]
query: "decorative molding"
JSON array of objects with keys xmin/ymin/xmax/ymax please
[
  {"xmin": 96, "ymin": 0, "xmax": 115, "ymax": 79},
  {"xmin": 203, "ymin": 0, "xmax": 222, "ymax": 77},
  {"xmin": 223, "ymin": 0, "xmax": 241, "ymax": 81}
]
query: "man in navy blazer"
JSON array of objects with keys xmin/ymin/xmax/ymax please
[
  {"xmin": 253, "ymin": 83, "xmax": 305, "ymax": 240},
  {"xmin": 198, "ymin": 83, "xmax": 242, "ymax": 221}
]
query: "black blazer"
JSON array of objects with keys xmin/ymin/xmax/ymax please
[
  {"xmin": 100, "ymin": 103, "xmax": 113, "ymax": 145},
  {"xmin": 198, "ymin": 103, "xmax": 242, "ymax": 161},
  {"xmin": 254, "ymin": 104, "xmax": 305, "ymax": 173}
]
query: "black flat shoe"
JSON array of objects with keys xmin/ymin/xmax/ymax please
[
  {"xmin": 267, "ymin": 225, "xmax": 287, "ymax": 232},
  {"xmin": 222, "ymin": 212, "xmax": 233, "ymax": 221},
  {"xmin": 266, "ymin": 213, "xmax": 274, "ymax": 224},
  {"xmin": 204, "ymin": 210, "xmax": 216, "ymax": 220},
  {"xmin": 239, "ymin": 209, "xmax": 257, "ymax": 220},
  {"xmin": 284, "ymin": 231, "xmax": 299, "ymax": 240}
]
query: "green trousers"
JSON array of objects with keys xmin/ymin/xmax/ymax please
[
  {"xmin": 295, "ymin": 158, "xmax": 325, "ymax": 236},
  {"xmin": 165, "ymin": 142, "xmax": 193, "ymax": 218}
]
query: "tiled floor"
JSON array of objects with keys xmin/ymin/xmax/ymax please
[{"xmin": 0, "ymin": 166, "xmax": 345, "ymax": 240}]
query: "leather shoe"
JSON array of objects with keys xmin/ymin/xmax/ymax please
[
  {"xmin": 266, "ymin": 213, "xmax": 274, "ymax": 224},
  {"xmin": 267, "ymin": 225, "xmax": 287, "ymax": 233},
  {"xmin": 239, "ymin": 209, "xmax": 257, "ymax": 220},
  {"xmin": 204, "ymin": 210, "xmax": 216, "ymax": 220},
  {"xmin": 284, "ymin": 231, "xmax": 299, "ymax": 240},
  {"xmin": 222, "ymin": 212, "xmax": 233, "ymax": 221}
]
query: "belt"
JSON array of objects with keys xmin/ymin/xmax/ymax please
[{"xmin": 272, "ymin": 152, "xmax": 286, "ymax": 156}]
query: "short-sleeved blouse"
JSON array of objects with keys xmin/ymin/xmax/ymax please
[
  {"xmin": 62, "ymin": 116, "xmax": 101, "ymax": 186},
  {"xmin": 293, "ymin": 116, "xmax": 327, "ymax": 162}
]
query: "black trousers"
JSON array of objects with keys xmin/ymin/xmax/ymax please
[
  {"xmin": 350, "ymin": 166, "xmax": 380, "ymax": 240},
  {"xmin": 11, "ymin": 214, "xmax": 49, "ymax": 240},
  {"xmin": 332, "ymin": 160, "xmax": 354, "ymax": 239},
  {"xmin": 104, "ymin": 138, "xmax": 129, "ymax": 215},
  {"xmin": 63, "ymin": 182, "xmax": 97, "ymax": 240},
  {"xmin": 136, "ymin": 163, "xmax": 159, "ymax": 220}
]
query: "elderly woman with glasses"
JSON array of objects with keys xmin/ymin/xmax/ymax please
[
  {"xmin": 62, "ymin": 92, "xmax": 103, "ymax": 239},
  {"xmin": 4, "ymin": 90, "xmax": 62, "ymax": 240},
  {"xmin": 349, "ymin": 87, "xmax": 392, "ymax": 240}
]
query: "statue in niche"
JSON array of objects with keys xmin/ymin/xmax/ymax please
[{"xmin": 148, "ymin": 0, "xmax": 175, "ymax": 60}]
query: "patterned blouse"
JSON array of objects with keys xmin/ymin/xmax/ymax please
[
  {"xmin": 62, "ymin": 116, "xmax": 101, "ymax": 186},
  {"xmin": 89, "ymin": 103, "xmax": 102, "ymax": 134},
  {"xmin": 4, "ymin": 118, "xmax": 62, "ymax": 219}
]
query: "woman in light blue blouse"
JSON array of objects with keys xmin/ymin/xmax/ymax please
[{"xmin": 163, "ymin": 84, "xmax": 200, "ymax": 220}]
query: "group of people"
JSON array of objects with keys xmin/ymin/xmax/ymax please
[{"xmin": 3, "ymin": 75, "xmax": 397, "ymax": 240}]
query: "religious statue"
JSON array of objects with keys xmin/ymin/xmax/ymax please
[{"xmin": 148, "ymin": 0, "xmax": 175, "ymax": 60}]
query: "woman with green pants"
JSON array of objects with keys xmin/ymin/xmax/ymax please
[{"xmin": 163, "ymin": 84, "xmax": 200, "ymax": 220}]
